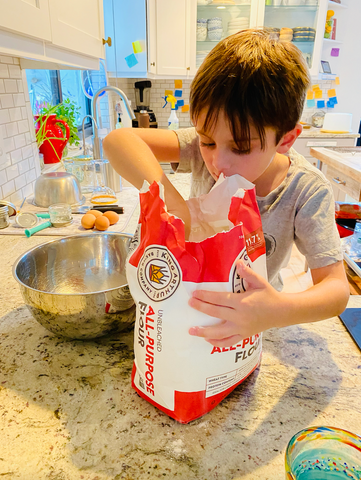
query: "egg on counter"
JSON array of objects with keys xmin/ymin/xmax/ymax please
[
  {"xmin": 88, "ymin": 209, "xmax": 103, "ymax": 218},
  {"xmin": 95, "ymin": 215, "xmax": 110, "ymax": 231},
  {"xmin": 81, "ymin": 213, "xmax": 96, "ymax": 229},
  {"xmin": 103, "ymin": 211, "xmax": 119, "ymax": 225}
]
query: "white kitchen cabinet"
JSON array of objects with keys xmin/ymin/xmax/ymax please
[
  {"xmin": 0, "ymin": 0, "xmax": 51, "ymax": 41},
  {"xmin": 147, "ymin": 0, "xmax": 196, "ymax": 77},
  {"xmin": 0, "ymin": 0, "xmax": 105, "ymax": 70}
]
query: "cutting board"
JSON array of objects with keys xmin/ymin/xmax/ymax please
[{"xmin": 339, "ymin": 308, "xmax": 361, "ymax": 351}]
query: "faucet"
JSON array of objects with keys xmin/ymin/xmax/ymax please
[
  {"xmin": 81, "ymin": 115, "xmax": 98, "ymax": 157},
  {"xmin": 91, "ymin": 86, "xmax": 135, "ymax": 159}
]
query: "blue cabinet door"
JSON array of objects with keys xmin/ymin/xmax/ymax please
[{"xmin": 103, "ymin": 0, "xmax": 147, "ymax": 78}]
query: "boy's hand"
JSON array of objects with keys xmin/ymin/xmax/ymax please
[{"xmin": 188, "ymin": 261, "xmax": 283, "ymax": 347}]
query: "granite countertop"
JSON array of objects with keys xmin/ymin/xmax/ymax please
[{"xmin": 1, "ymin": 174, "xmax": 361, "ymax": 479}]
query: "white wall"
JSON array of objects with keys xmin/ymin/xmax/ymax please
[{"xmin": 0, "ymin": 55, "xmax": 41, "ymax": 205}]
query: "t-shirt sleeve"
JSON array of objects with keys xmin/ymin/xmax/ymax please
[
  {"xmin": 173, "ymin": 127, "xmax": 201, "ymax": 173},
  {"xmin": 294, "ymin": 182, "xmax": 343, "ymax": 269}
]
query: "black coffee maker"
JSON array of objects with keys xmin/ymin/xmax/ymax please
[{"xmin": 132, "ymin": 80, "xmax": 158, "ymax": 128}]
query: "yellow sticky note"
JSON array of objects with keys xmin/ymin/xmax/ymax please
[
  {"xmin": 181, "ymin": 104, "xmax": 190, "ymax": 113},
  {"xmin": 335, "ymin": 76, "xmax": 340, "ymax": 85},
  {"xmin": 315, "ymin": 90, "xmax": 323, "ymax": 99},
  {"xmin": 132, "ymin": 41, "xmax": 142, "ymax": 54},
  {"xmin": 312, "ymin": 84, "xmax": 320, "ymax": 91},
  {"xmin": 328, "ymin": 88, "xmax": 337, "ymax": 98},
  {"xmin": 307, "ymin": 90, "xmax": 314, "ymax": 100},
  {"xmin": 174, "ymin": 80, "xmax": 183, "ymax": 89},
  {"xmin": 165, "ymin": 90, "xmax": 173, "ymax": 96}
]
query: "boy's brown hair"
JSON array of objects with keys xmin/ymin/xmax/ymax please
[{"xmin": 190, "ymin": 28, "xmax": 310, "ymax": 151}]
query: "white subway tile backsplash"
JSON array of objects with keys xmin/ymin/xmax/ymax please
[
  {"xmin": 21, "ymin": 144, "xmax": 32, "ymax": 159},
  {"xmin": 8, "ymin": 65, "xmax": 21, "ymax": 79},
  {"xmin": 0, "ymin": 56, "xmax": 13, "ymax": 64},
  {"xmin": 6, "ymin": 164, "xmax": 19, "ymax": 181},
  {"xmin": 12, "ymin": 58, "xmax": 19, "ymax": 65},
  {"xmin": 0, "ymin": 153, "xmax": 11, "ymax": 170},
  {"xmin": 0, "ymin": 168, "xmax": 7, "ymax": 185},
  {"xmin": 14, "ymin": 133, "xmax": 26, "ymax": 149},
  {"xmin": 13, "ymin": 93, "xmax": 25, "ymax": 107},
  {"xmin": 10, "ymin": 148, "xmax": 23, "ymax": 164},
  {"xmin": 0, "ymin": 125, "xmax": 6, "ymax": 138},
  {"xmin": 3, "ymin": 137, "xmax": 15, "ymax": 153},
  {"xmin": 15, "ymin": 173, "xmax": 26, "ymax": 190},
  {"xmin": 17, "ymin": 80, "xmax": 23, "ymax": 93},
  {"xmin": 10, "ymin": 189, "xmax": 23, "ymax": 204},
  {"xmin": 2, "ymin": 179, "xmax": 15, "ymax": 197},
  {"xmin": 17, "ymin": 119, "xmax": 29, "ymax": 134},
  {"xmin": 4, "ymin": 79, "xmax": 18, "ymax": 93},
  {"xmin": 0, "ymin": 79, "xmax": 4, "ymax": 94},
  {"xmin": 21, "ymin": 106, "xmax": 27, "ymax": 120},
  {"xmin": 0, "ymin": 94, "xmax": 14, "ymax": 109},
  {"xmin": 5, "ymin": 122, "xmax": 18, "ymax": 137},
  {"xmin": 18, "ymin": 158, "xmax": 29, "ymax": 175},
  {"xmin": 9, "ymin": 107, "xmax": 22, "ymax": 122},
  {"xmin": 0, "ymin": 64, "xmax": 9, "ymax": 79},
  {"xmin": 0, "ymin": 109, "xmax": 10, "ymax": 125}
]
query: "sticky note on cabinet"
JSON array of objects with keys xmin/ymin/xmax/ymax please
[
  {"xmin": 306, "ymin": 99, "xmax": 316, "ymax": 108},
  {"xmin": 327, "ymin": 100, "xmax": 334, "ymax": 108},
  {"xmin": 307, "ymin": 90, "xmax": 314, "ymax": 100},
  {"xmin": 315, "ymin": 90, "xmax": 323, "ymax": 100},
  {"xmin": 317, "ymin": 100, "xmax": 325, "ymax": 108},
  {"xmin": 335, "ymin": 76, "xmax": 340, "ymax": 85},
  {"xmin": 328, "ymin": 88, "xmax": 337, "ymax": 98},
  {"xmin": 174, "ymin": 90, "xmax": 182, "ymax": 98},
  {"xmin": 174, "ymin": 80, "xmax": 183, "ymax": 89},
  {"xmin": 329, "ymin": 96, "xmax": 338, "ymax": 105},
  {"xmin": 165, "ymin": 90, "xmax": 173, "ymax": 96},
  {"xmin": 312, "ymin": 84, "xmax": 320, "ymax": 91},
  {"xmin": 182, "ymin": 104, "xmax": 190, "ymax": 113},
  {"xmin": 331, "ymin": 48, "xmax": 339, "ymax": 57},
  {"xmin": 176, "ymin": 99, "xmax": 185, "ymax": 107},
  {"xmin": 132, "ymin": 41, "xmax": 142, "ymax": 54},
  {"xmin": 125, "ymin": 53, "xmax": 138, "ymax": 68}
]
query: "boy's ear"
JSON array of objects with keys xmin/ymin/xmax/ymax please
[{"xmin": 276, "ymin": 123, "xmax": 302, "ymax": 154}]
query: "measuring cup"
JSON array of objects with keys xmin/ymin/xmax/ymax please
[
  {"xmin": 285, "ymin": 426, "xmax": 361, "ymax": 479},
  {"xmin": 25, "ymin": 204, "xmax": 72, "ymax": 237}
]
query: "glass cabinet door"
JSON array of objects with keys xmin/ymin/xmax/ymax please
[
  {"xmin": 259, "ymin": 0, "xmax": 325, "ymax": 77},
  {"xmin": 196, "ymin": 0, "xmax": 258, "ymax": 69}
]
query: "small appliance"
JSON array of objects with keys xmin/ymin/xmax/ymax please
[{"xmin": 132, "ymin": 80, "xmax": 158, "ymax": 128}]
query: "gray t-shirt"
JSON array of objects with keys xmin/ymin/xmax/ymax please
[{"xmin": 174, "ymin": 127, "xmax": 343, "ymax": 290}]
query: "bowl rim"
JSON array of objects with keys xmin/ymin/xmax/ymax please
[{"xmin": 12, "ymin": 232, "xmax": 133, "ymax": 296}]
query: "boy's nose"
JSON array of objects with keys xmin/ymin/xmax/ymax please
[{"xmin": 212, "ymin": 151, "xmax": 231, "ymax": 174}]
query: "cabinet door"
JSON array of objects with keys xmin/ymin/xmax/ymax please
[
  {"xmin": 104, "ymin": 0, "xmax": 148, "ymax": 78},
  {"xmin": 257, "ymin": 0, "xmax": 328, "ymax": 78},
  {"xmin": 151, "ymin": 0, "xmax": 196, "ymax": 76},
  {"xmin": 48, "ymin": 0, "xmax": 105, "ymax": 59},
  {"xmin": 0, "ymin": 0, "xmax": 51, "ymax": 41}
]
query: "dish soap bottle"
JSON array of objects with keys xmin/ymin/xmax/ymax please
[
  {"xmin": 115, "ymin": 113, "xmax": 123, "ymax": 129},
  {"xmin": 163, "ymin": 94, "xmax": 179, "ymax": 130}
]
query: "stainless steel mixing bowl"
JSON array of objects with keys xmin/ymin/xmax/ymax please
[
  {"xmin": 34, "ymin": 172, "xmax": 85, "ymax": 208},
  {"xmin": 13, "ymin": 233, "xmax": 135, "ymax": 339}
]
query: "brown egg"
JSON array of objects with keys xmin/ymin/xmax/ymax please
[
  {"xmin": 88, "ymin": 209, "xmax": 103, "ymax": 218},
  {"xmin": 103, "ymin": 211, "xmax": 119, "ymax": 225},
  {"xmin": 81, "ymin": 213, "xmax": 96, "ymax": 229},
  {"xmin": 95, "ymin": 215, "xmax": 110, "ymax": 231}
]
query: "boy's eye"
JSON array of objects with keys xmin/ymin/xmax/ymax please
[
  {"xmin": 232, "ymin": 148, "xmax": 251, "ymax": 155},
  {"xmin": 199, "ymin": 141, "xmax": 215, "ymax": 148}
]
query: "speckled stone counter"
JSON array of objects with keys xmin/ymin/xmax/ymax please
[{"xmin": 1, "ymin": 174, "xmax": 361, "ymax": 480}]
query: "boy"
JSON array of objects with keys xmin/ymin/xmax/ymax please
[{"xmin": 103, "ymin": 29, "xmax": 349, "ymax": 348}]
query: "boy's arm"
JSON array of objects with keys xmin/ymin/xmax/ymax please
[
  {"xmin": 103, "ymin": 128, "xmax": 191, "ymax": 237},
  {"xmin": 188, "ymin": 260, "xmax": 349, "ymax": 347}
]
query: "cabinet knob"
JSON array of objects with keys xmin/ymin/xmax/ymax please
[
  {"xmin": 102, "ymin": 37, "xmax": 112, "ymax": 47},
  {"xmin": 333, "ymin": 177, "xmax": 346, "ymax": 186},
  {"xmin": 150, "ymin": 62, "xmax": 156, "ymax": 66},
  {"xmin": 187, "ymin": 67, "xmax": 190, "ymax": 70}
]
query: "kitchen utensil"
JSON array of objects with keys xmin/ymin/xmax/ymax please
[
  {"xmin": 285, "ymin": 426, "xmax": 361, "ymax": 479},
  {"xmin": 34, "ymin": 172, "xmax": 85, "ymax": 208},
  {"xmin": 16, "ymin": 212, "xmax": 39, "ymax": 228},
  {"xmin": 0, "ymin": 200, "xmax": 16, "ymax": 217},
  {"xmin": 13, "ymin": 233, "xmax": 135, "ymax": 339},
  {"xmin": 24, "ymin": 217, "xmax": 74, "ymax": 237},
  {"xmin": 62, "ymin": 155, "xmax": 97, "ymax": 193},
  {"xmin": 17, "ymin": 197, "xmax": 26, "ymax": 214},
  {"xmin": 321, "ymin": 113, "xmax": 353, "ymax": 133},
  {"xmin": 0, "ymin": 205, "xmax": 10, "ymax": 229},
  {"xmin": 24, "ymin": 204, "xmax": 72, "ymax": 237},
  {"xmin": 72, "ymin": 206, "xmax": 124, "ymax": 214}
]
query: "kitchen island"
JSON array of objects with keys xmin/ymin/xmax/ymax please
[{"xmin": 1, "ymin": 178, "xmax": 361, "ymax": 480}]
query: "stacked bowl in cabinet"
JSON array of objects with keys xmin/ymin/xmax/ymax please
[
  {"xmin": 227, "ymin": 17, "xmax": 249, "ymax": 36},
  {"xmin": 292, "ymin": 27, "xmax": 316, "ymax": 42}
]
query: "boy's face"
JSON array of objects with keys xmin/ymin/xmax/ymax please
[{"xmin": 194, "ymin": 109, "xmax": 281, "ymax": 183}]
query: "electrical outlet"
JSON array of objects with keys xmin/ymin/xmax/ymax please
[{"xmin": 0, "ymin": 128, "xmax": 7, "ymax": 167}]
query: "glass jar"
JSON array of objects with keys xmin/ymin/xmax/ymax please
[
  {"xmin": 0, "ymin": 205, "xmax": 9, "ymax": 229},
  {"xmin": 312, "ymin": 111, "xmax": 325, "ymax": 128},
  {"xmin": 62, "ymin": 155, "xmax": 96, "ymax": 193},
  {"xmin": 48, "ymin": 203, "xmax": 72, "ymax": 227}
]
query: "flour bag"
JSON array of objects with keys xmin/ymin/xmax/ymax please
[{"xmin": 126, "ymin": 174, "xmax": 267, "ymax": 423}]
